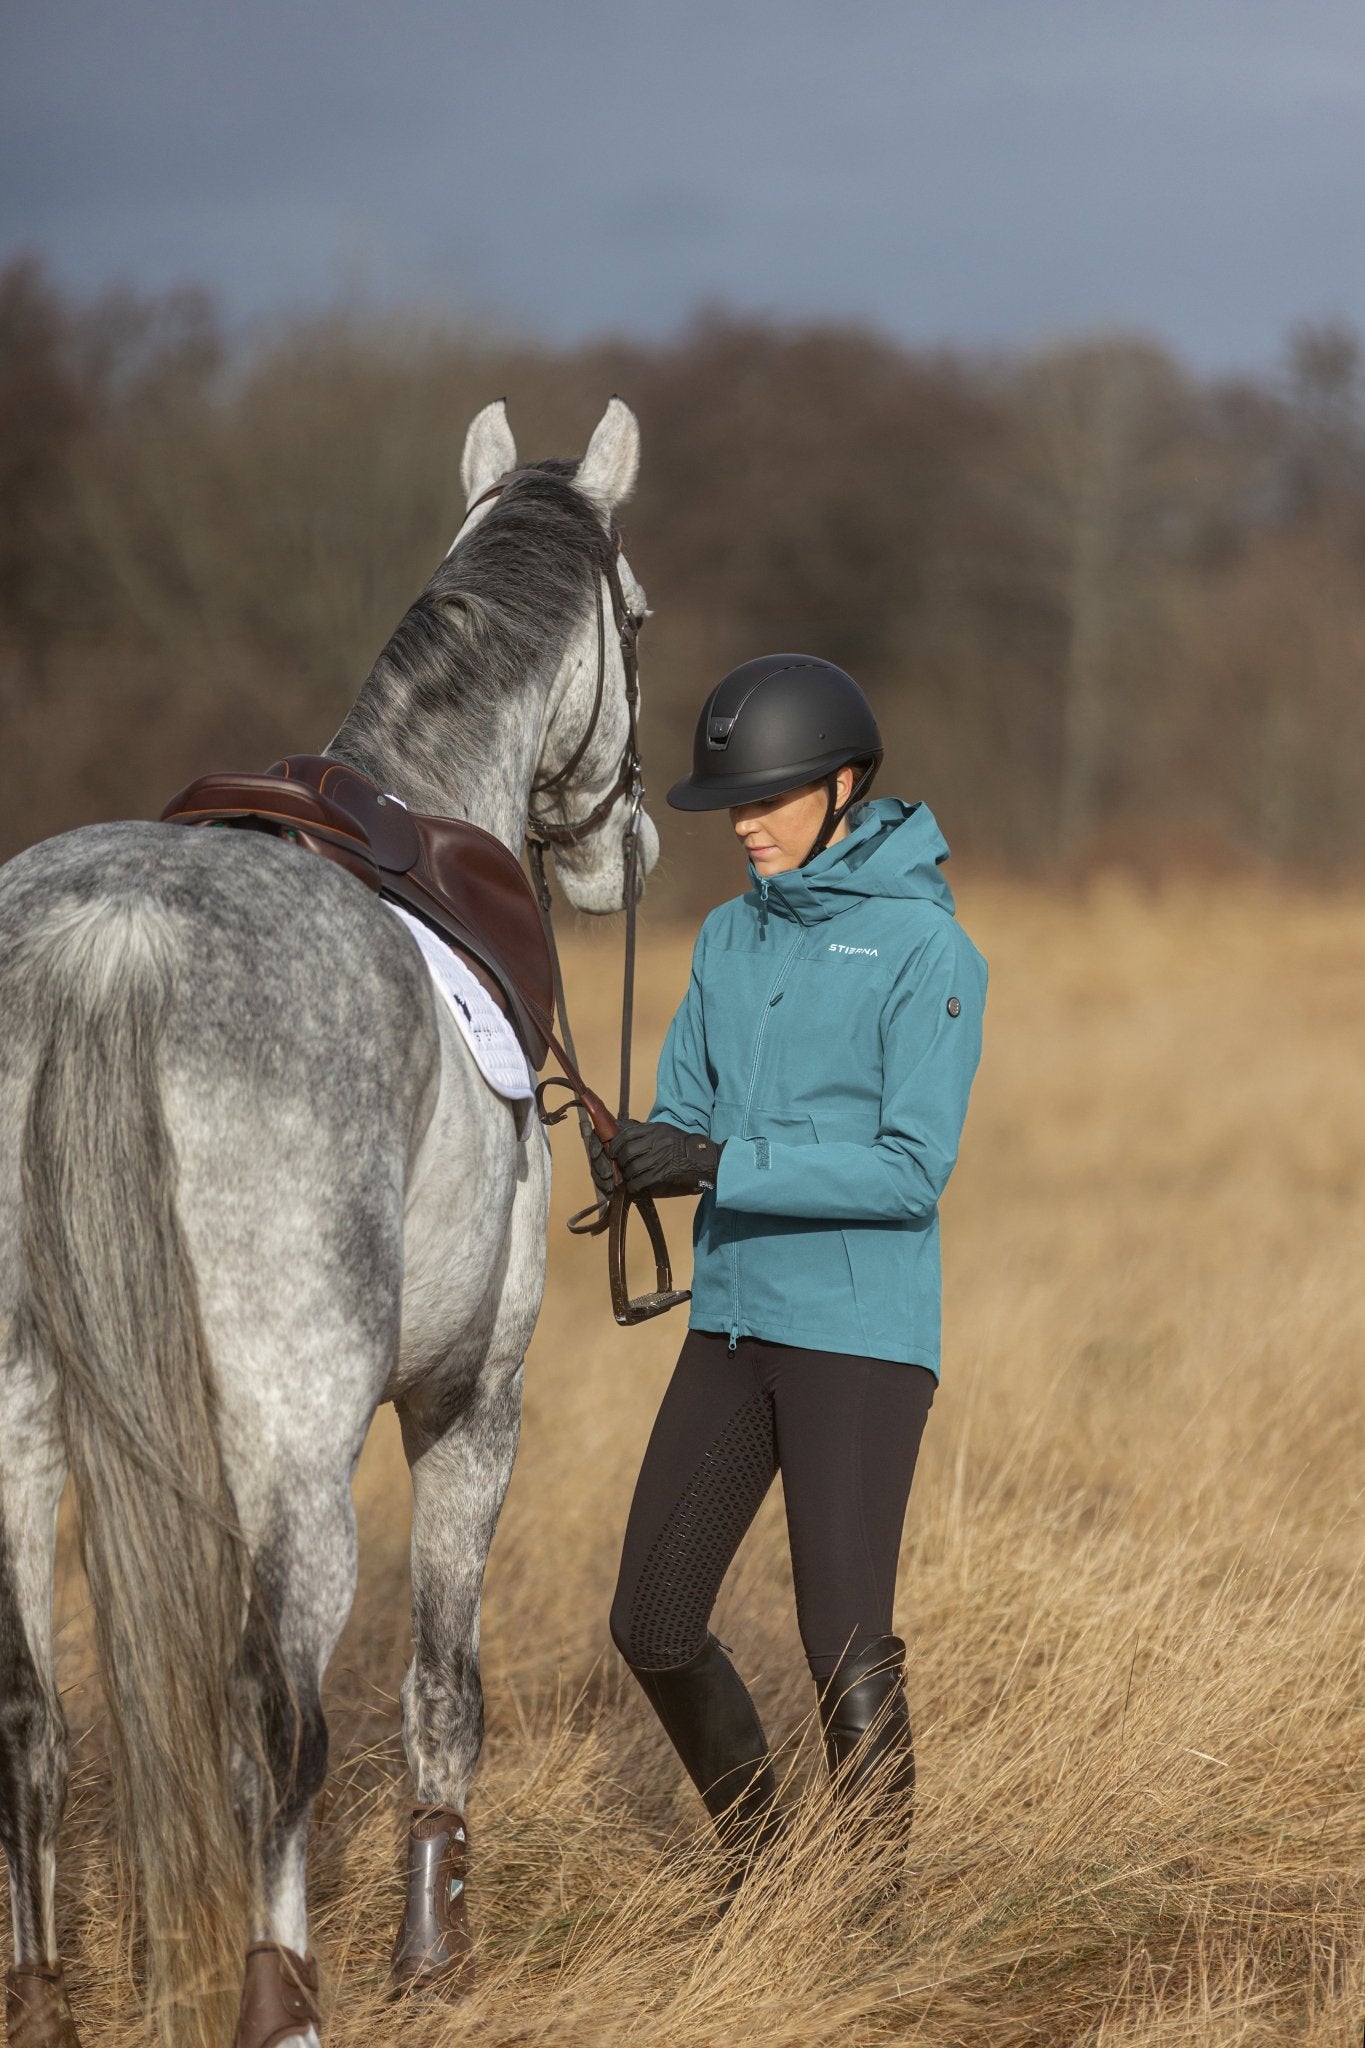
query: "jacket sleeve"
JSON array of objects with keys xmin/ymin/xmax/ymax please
[
  {"xmin": 715, "ymin": 921, "xmax": 985, "ymax": 1221},
  {"xmin": 648, "ymin": 922, "xmax": 716, "ymax": 1136}
]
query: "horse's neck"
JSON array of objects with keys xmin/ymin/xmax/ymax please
[{"xmin": 328, "ymin": 689, "xmax": 545, "ymax": 852}]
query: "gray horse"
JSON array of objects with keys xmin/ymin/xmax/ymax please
[{"xmin": 0, "ymin": 397, "xmax": 656, "ymax": 2048}]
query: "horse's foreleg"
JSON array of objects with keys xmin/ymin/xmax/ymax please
[
  {"xmin": 230, "ymin": 1485, "xmax": 360, "ymax": 2048},
  {"xmin": 0, "ymin": 1363, "xmax": 81, "ymax": 2047},
  {"xmin": 388, "ymin": 1349, "xmax": 524, "ymax": 2001}
]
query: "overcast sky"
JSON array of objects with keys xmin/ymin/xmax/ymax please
[{"xmin": 4, "ymin": 0, "xmax": 1364, "ymax": 372}]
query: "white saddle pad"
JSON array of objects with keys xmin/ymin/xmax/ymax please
[{"xmin": 385, "ymin": 902, "xmax": 535, "ymax": 1136}]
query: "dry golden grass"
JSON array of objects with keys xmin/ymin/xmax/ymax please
[{"xmin": 48, "ymin": 880, "xmax": 1365, "ymax": 2044}]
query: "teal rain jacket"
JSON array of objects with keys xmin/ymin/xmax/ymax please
[{"xmin": 651, "ymin": 799, "xmax": 986, "ymax": 1375}]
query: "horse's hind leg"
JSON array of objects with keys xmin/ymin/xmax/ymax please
[
  {"xmin": 387, "ymin": 1344, "xmax": 524, "ymax": 2001},
  {"xmin": 0, "ymin": 1350, "xmax": 82, "ymax": 2047},
  {"xmin": 231, "ymin": 1482, "xmax": 360, "ymax": 2048}
]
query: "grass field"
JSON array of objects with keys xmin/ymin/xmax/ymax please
[{"xmin": 49, "ymin": 880, "xmax": 1365, "ymax": 2044}]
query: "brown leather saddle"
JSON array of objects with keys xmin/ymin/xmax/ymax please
[{"xmin": 161, "ymin": 753, "xmax": 556, "ymax": 1070}]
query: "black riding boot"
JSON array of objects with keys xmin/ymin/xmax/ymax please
[
  {"xmin": 625, "ymin": 1635, "xmax": 781, "ymax": 1889},
  {"xmin": 817, "ymin": 1635, "xmax": 915, "ymax": 1826}
]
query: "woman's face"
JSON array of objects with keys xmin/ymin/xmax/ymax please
[{"xmin": 730, "ymin": 766, "xmax": 856, "ymax": 876}]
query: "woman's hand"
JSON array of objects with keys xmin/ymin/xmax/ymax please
[{"xmin": 607, "ymin": 1120, "xmax": 723, "ymax": 1198}]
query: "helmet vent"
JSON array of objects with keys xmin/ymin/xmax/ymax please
[{"xmin": 706, "ymin": 716, "xmax": 736, "ymax": 750}]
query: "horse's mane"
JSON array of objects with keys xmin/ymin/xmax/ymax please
[{"xmin": 333, "ymin": 459, "xmax": 615, "ymax": 784}]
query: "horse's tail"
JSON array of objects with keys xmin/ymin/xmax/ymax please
[{"xmin": 20, "ymin": 899, "xmax": 251, "ymax": 2048}]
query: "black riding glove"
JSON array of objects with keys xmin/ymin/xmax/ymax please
[{"xmin": 606, "ymin": 1119, "xmax": 724, "ymax": 1199}]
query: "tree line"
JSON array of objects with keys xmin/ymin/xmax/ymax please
[{"xmin": 3, "ymin": 252, "xmax": 1363, "ymax": 910}]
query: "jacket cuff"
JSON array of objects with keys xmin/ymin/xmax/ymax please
[{"xmin": 714, "ymin": 1135, "xmax": 769, "ymax": 1206}]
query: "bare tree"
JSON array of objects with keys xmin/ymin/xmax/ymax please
[
  {"xmin": 1006, "ymin": 339, "xmax": 1207, "ymax": 850},
  {"xmin": 1282, "ymin": 319, "xmax": 1365, "ymax": 527}
]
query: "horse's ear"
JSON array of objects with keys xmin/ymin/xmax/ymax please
[
  {"xmin": 461, "ymin": 400, "xmax": 517, "ymax": 507},
  {"xmin": 575, "ymin": 397, "xmax": 640, "ymax": 515}
]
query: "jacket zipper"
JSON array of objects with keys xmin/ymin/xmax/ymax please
[{"xmin": 729, "ymin": 902, "xmax": 802, "ymax": 1350}]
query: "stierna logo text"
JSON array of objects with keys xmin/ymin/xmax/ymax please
[{"xmin": 829, "ymin": 942, "xmax": 879, "ymax": 957}]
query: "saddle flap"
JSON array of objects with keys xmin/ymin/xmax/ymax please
[{"xmin": 414, "ymin": 819, "xmax": 552, "ymax": 1009}]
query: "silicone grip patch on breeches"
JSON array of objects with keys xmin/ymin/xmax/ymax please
[{"xmin": 611, "ymin": 1388, "xmax": 776, "ymax": 1669}]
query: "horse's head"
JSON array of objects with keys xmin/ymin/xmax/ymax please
[
  {"xmin": 455, "ymin": 398, "xmax": 660, "ymax": 915},
  {"xmin": 333, "ymin": 398, "xmax": 661, "ymax": 916}
]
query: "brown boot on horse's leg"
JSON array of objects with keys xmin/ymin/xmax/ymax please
[
  {"xmin": 388, "ymin": 1807, "xmax": 472, "ymax": 2000},
  {"xmin": 4, "ymin": 1966, "xmax": 82, "ymax": 2048},
  {"xmin": 233, "ymin": 1945, "xmax": 320, "ymax": 2048}
]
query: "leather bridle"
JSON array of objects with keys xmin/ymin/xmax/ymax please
[
  {"xmin": 466, "ymin": 469, "xmax": 685, "ymax": 1325},
  {"xmin": 528, "ymin": 548, "xmax": 643, "ymax": 840}
]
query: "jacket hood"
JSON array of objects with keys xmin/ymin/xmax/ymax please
[{"xmin": 746, "ymin": 798, "xmax": 956, "ymax": 925}]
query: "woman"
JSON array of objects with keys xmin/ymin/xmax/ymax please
[{"xmin": 605, "ymin": 652, "xmax": 986, "ymax": 1884}]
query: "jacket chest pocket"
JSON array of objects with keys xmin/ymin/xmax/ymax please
[
  {"xmin": 754, "ymin": 961, "xmax": 887, "ymax": 1121},
  {"xmin": 783, "ymin": 953, "xmax": 890, "ymax": 1031}
]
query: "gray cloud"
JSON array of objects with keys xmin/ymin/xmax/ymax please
[{"xmin": 4, "ymin": 0, "xmax": 1364, "ymax": 369}]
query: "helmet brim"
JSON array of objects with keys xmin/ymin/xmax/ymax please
[{"xmin": 666, "ymin": 748, "xmax": 880, "ymax": 812}]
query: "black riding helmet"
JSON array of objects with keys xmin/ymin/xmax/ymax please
[{"xmin": 667, "ymin": 654, "xmax": 884, "ymax": 863}]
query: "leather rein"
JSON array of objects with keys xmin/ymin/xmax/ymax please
[{"xmin": 469, "ymin": 471, "xmax": 688, "ymax": 1325}]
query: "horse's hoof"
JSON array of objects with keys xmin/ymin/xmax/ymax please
[
  {"xmin": 234, "ymin": 1944, "xmax": 320, "ymax": 2048},
  {"xmin": 4, "ymin": 1966, "xmax": 82, "ymax": 2048},
  {"xmin": 387, "ymin": 1804, "xmax": 473, "ymax": 2003}
]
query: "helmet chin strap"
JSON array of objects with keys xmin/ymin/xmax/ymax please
[
  {"xmin": 801, "ymin": 774, "xmax": 843, "ymax": 867},
  {"xmin": 800, "ymin": 761, "xmax": 878, "ymax": 867}
]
